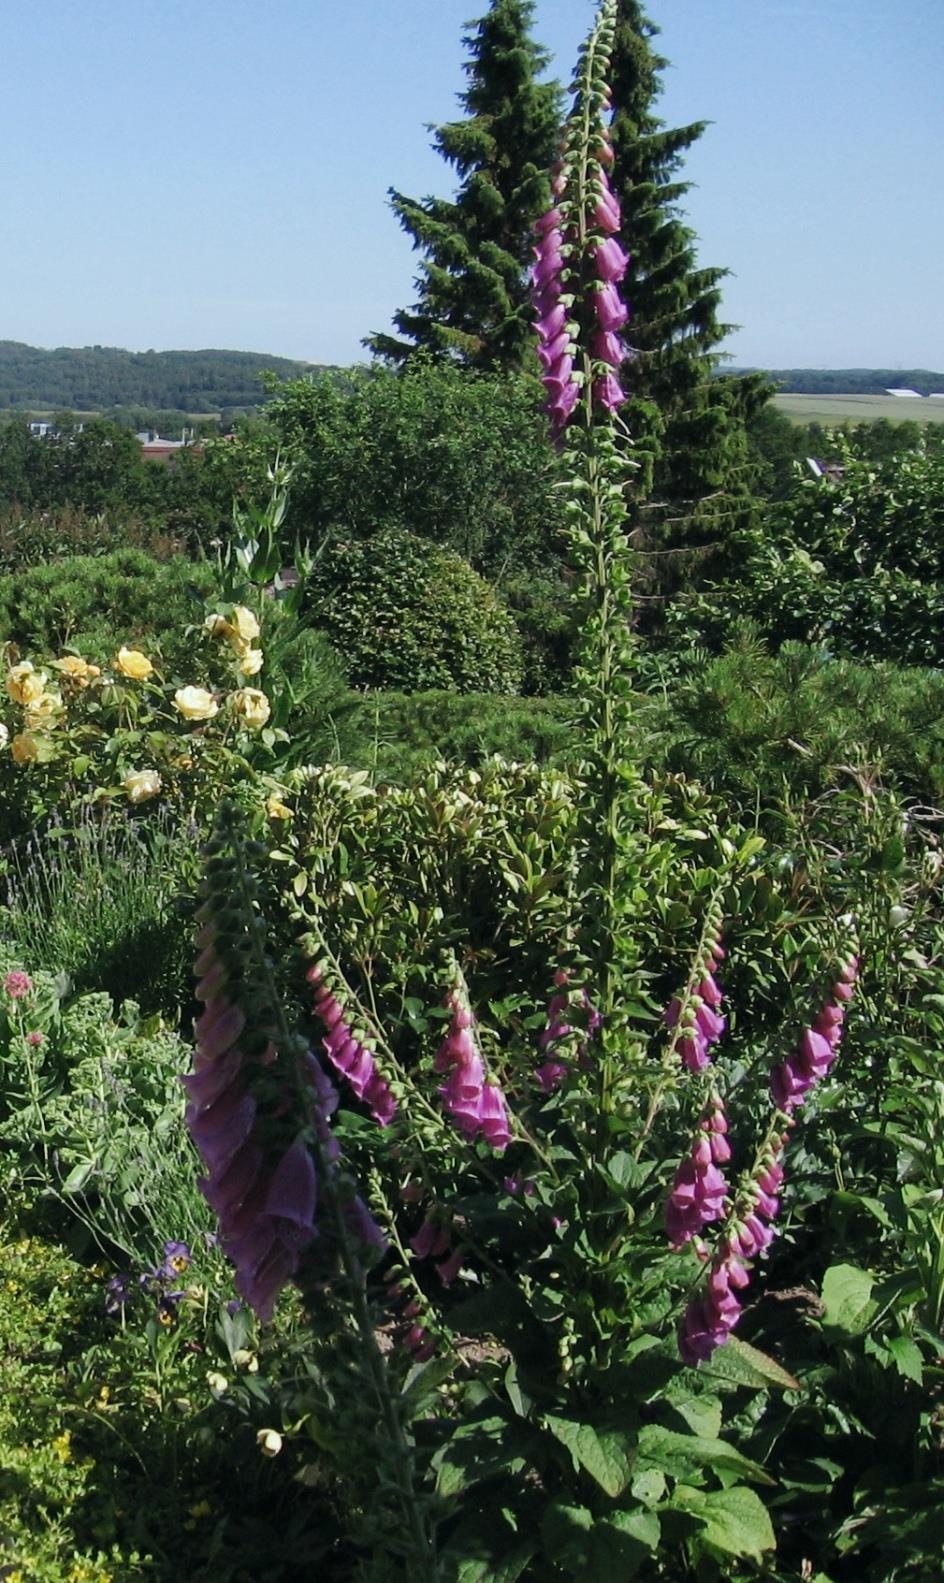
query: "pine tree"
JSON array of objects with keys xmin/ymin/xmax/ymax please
[
  {"xmin": 608, "ymin": 1, "xmax": 769, "ymax": 602},
  {"xmin": 365, "ymin": 0, "xmax": 562, "ymax": 372}
]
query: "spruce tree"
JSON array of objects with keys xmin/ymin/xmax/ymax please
[
  {"xmin": 365, "ymin": 0, "xmax": 561, "ymax": 372},
  {"xmin": 608, "ymin": 0, "xmax": 768, "ymax": 601}
]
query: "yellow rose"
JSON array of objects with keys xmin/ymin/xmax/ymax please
[
  {"xmin": 204, "ymin": 613, "xmax": 230, "ymax": 638},
  {"xmin": 265, "ymin": 793, "xmax": 293, "ymax": 820},
  {"xmin": 123, "ymin": 768, "xmax": 162, "ymax": 804},
  {"xmin": 116, "ymin": 646, "xmax": 154, "ymax": 681},
  {"xmin": 174, "ymin": 685, "xmax": 219, "ymax": 721},
  {"xmin": 54, "ymin": 655, "xmax": 101, "ymax": 687},
  {"xmin": 236, "ymin": 646, "xmax": 264, "ymax": 676},
  {"xmin": 230, "ymin": 606, "xmax": 260, "ymax": 643},
  {"xmin": 24, "ymin": 691, "xmax": 64, "ymax": 731},
  {"xmin": 6, "ymin": 661, "xmax": 48, "ymax": 707},
  {"xmin": 11, "ymin": 731, "xmax": 40, "ymax": 765},
  {"xmin": 231, "ymin": 687, "xmax": 270, "ymax": 729}
]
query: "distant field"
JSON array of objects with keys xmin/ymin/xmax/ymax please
[{"xmin": 773, "ymin": 392, "xmax": 944, "ymax": 425}]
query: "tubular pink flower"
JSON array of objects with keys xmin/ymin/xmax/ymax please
[
  {"xmin": 309, "ymin": 967, "xmax": 397, "ymax": 1127},
  {"xmin": 594, "ymin": 281, "xmax": 629, "ymax": 332},
  {"xmin": 436, "ymin": 983, "xmax": 511, "ymax": 1151},
  {"xmin": 665, "ymin": 1097, "xmax": 730, "ymax": 1249},
  {"xmin": 592, "ymin": 371, "xmax": 626, "ymax": 414},
  {"xmin": 771, "ymin": 957, "xmax": 858, "ymax": 1113},
  {"xmin": 593, "ymin": 236, "xmax": 629, "ymax": 283}
]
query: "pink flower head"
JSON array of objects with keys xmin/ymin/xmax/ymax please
[
  {"xmin": 26, "ymin": 1030, "xmax": 45, "ymax": 1048},
  {"xmin": 4, "ymin": 971, "xmax": 33, "ymax": 1000},
  {"xmin": 594, "ymin": 281, "xmax": 629, "ymax": 332},
  {"xmin": 593, "ymin": 236, "xmax": 629, "ymax": 283}
]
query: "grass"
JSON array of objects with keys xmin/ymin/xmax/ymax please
[{"xmin": 772, "ymin": 392, "xmax": 944, "ymax": 424}]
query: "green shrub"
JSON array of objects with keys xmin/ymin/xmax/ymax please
[
  {"xmin": 643, "ymin": 631, "xmax": 944, "ymax": 806},
  {"xmin": 348, "ymin": 688, "xmax": 576, "ymax": 781},
  {"xmin": 304, "ymin": 527, "xmax": 524, "ymax": 694},
  {"xmin": 0, "ymin": 547, "xmax": 214, "ymax": 671},
  {"xmin": 668, "ymin": 444, "xmax": 944, "ymax": 666},
  {"xmin": 208, "ymin": 360, "xmax": 564, "ymax": 575}
]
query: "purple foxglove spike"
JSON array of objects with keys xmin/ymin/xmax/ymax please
[
  {"xmin": 323, "ymin": 1024, "xmax": 354, "ymax": 1058},
  {"xmin": 680, "ymin": 1032, "xmax": 710, "ymax": 1073},
  {"xmin": 315, "ymin": 994, "xmax": 345, "ymax": 1031},
  {"xmin": 194, "ymin": 960, "xmax": 231, "ymax": 1004},
  {"xmin": 698, "ymin": 975, "xmax": 723, "ymax": 1009},
  {"xmin": 816, "ymin": 1002, "xmax": 844, "ymax": 1029},
  {"xmin": 832, "ymin": 980, "xmax": 854, "ymax": 1002},
  {"xmin": 410, "ymin": 1218, "xmax": 449, "ymax": 1260},
  {"xmin": 181, "ymin": 1046, "xmax": 244, "ymax": 1110},
  {"xmin": 345, "ymin": 1196, "xmax": 387, "ymax": 1251},
  {"xmin": 200, "ymin": 1142, "xmax": 264, "ymax": 1218},
  {"xmin": 235, "ymin": 1242, "xmax": 298, "ymax": 1325},
  {"xmin": 543, "ymin": 355, "xmax": 576, "ymax": 393},
  {"xmin": 264, "ymin": 1140, "xmax": 318, "ymax": 1247},
  {"xmin": 436, "ymin": 1247, "xmax": 464, "ymax": 1286},
  {"xmin": 593, "ymin": 237, "xmax": 629, "ymax": 283},
  {"xmin": 591, "ymin": 328, "xmax": 625, "ymax": 367},
  {"xmin": 195, "ymin": 999, "xmax": 246, "ymax": 1060},
  {"xmin": 798, "ymin": 1027, "xmax": 833, "ymax": 1073},
  {"xmin": 664, "ymin": 997, "xmax": 682, "ymax": 1029},
  {"xmin": 534, "ymin": 206, "xmax": 563, "ymax": 235},
  {"xmin": 594, "ymin": 282, "xmax": 629, "ymax": 332},
  {"xmin": 838, "ymin": 955, "xmax": 859, "ymax": 984},
  {"xmin": 753, "ymin": 1189, "xmax": 780, "ymax": 1221},
  {"xmin": 709, "ymin": 1132, "xmax": 731, "ymax": 1164},
  {"xmin": 696, "ymin": 1004, "xmax": 726, "ymax": 1042},
  {"xmin": 479, "ymin": 1083, "xmax": 511, "ymax": 1151},
  {"xmin": 692, "ymin": 1135, "xmax": 713, "ymax": 1168},
  {"xmin": 535, "ymin": 1061, "xmax": 567, "ymax": 1093},
  {"xmin": 756, "ymin": 1162, "xmax": 784, "ymax": 1195},
  {"xmin": 535, "ymin": 303, "xmax": 567, "ymax": 340},
  {"xmin": 538, "ymin": 332, "xmax": 573, "ymax": 371},
  {"xmin": 593, "ymin": 372, "xmax": 626, "ymax": 414},
  {"xmin": 189, "ymin": 1089, "xmax": 257, "ymax": 1174}
]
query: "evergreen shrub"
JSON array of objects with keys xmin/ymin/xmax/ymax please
[{"xmin": 304, "ymin": 527, "xmax": 524, "ymax": 695}]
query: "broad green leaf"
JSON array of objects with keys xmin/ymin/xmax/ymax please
[
  {"xmin": 703, "ymin": 1336, "xmax": 802, "ymax": 1391},
  {"xmin": 672, "ymin": 1394, "xmax": 722, "ymax": 1439},
  {"xmin": 820, "ymin": 1263, "xmax": 877, "ymax": 1336},
  {"xmin": 456, "ymin": 1543, "xmax": 535, "ymax": 1583},
  {"xmin": 398, "ymin": 1355, "xmax": 455, "ymax": 1419},
  {"xmin": 540, "ymin": 1504, "xmax": 657, "ymax": 1577},
  {"xmin": 637, "ymin": 1425, "xmax": 773, "ymax": 1486},
  {"xmin": 671, "ymin": 1485, "xmax": 775, "ymax": 1562},
  {"xmin": 544, "ymin": 1415, "xmax": 635, "ymax": 1497},
  {"xmin": 887, "ymin": 1335, "xmax": 924, "ymax": 1385}
]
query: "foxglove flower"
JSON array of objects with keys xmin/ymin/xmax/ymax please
[
  {"xmin": 665, "ymin": 1095, "xmax": 729, "ymax": 1249},
  {"xmin": 771, "ymin": 954, "xmax": 858, "ymax": 1112},
  {"xmin": 307, "ymin": 964, "xmax": 397, "ymax": 1126},
  {"xmin": 535, "ymin": 970, "xmax": 572, "ymax": 1092},
  {"xmin": 664, "ymin": 927, "xmax": 726, "ymax": 1074},
  {"xmin": 435, "ymin": 983, "xmax": 511, "ymax": 1151}
]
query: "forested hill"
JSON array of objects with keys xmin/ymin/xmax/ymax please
[
  {"xmin": 0, "ymin": 342, "xmax": 321, "ymax": 413},
  {"xmin": 735, "ymin": 368, "xmax": 944, "ymax": 396}
]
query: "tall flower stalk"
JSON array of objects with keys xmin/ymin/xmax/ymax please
[{"xmin": 532, "ymin": 0, "xmax": 646, "ymax": 1135}]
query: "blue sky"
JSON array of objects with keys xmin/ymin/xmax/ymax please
[{"xmin": 2, "ymin": 0, "xmax": 941, "ymax": 369}]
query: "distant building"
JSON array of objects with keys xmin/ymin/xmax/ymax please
[
  {"xmin": 137, "ymin": 429, "xmax": 201, "ymax": 464},
  {"xmin": 885, "ymin": 387, "xmax": 923, "ymax": 398}
]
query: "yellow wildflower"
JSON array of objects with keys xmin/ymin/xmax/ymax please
[
  {"xmin": 203, "ymin": 612, "xmax": 230, "ymax": 637},
  {"xmin": 174, "ymin": 685, "xmax": 219, "ymax": 722},
  {"xmin": 115, "ymin": 646, "xmax": 154, "ymax": 681},
  {"xmin": 122, "ymin": 768, "xmax": 162, "ymax": 804},
  {"xmin": 6, "ymin": 660, "xmax": 48, "ymax": 706},
  {"xmin": 230, "ymin": 687, "xmax": 270, "ymax": 729}
]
